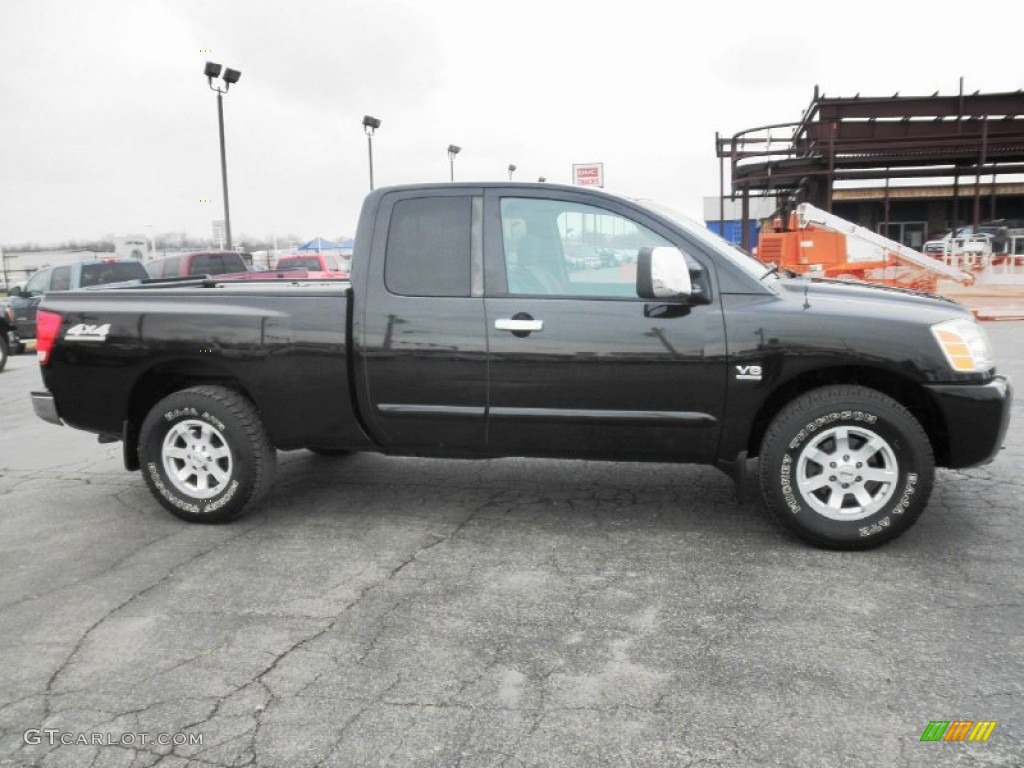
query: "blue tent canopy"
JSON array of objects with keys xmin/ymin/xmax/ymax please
[{"xmin": 297, "ymin": 237, "xmax": 343, "ymax": 252}]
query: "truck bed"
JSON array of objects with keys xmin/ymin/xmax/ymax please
[{"xmin": 38, "ymin": 279, "xmax": 371, "ymax": 453}]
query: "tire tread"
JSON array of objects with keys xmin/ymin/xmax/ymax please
[
  {"xmin": 139, "ymin": 385, "xmax": 275, "ymax": 523},
  {"xmin": 759, "ymin": 385, "xmax": 934, "ymax": 550}
]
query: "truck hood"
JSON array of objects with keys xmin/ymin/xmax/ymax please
[{"xmin": 774, "ymin": 275, "xmax": 971, "ymax": 323}]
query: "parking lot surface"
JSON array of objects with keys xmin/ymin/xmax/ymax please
[{"xmin": 0, "ymin": 323, "xmax": 1021, "ymax": 767}]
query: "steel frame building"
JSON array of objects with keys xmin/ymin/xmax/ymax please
[{"xmin": 715, "ymin": 86, "xmax": 1024, "ymax": 250}]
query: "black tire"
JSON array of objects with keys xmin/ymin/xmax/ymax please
[
  {"xmin": 759, "ymin": 385, "xmax": 934, "ymax": 550},
  {"xmin": 138, "ymin": 385, "xmax": 275, "ymax": 523},
  {"xmin": 307, "ymin": 447, "xmax": 353, "ymax": 457},
  {"xmin": 0, "ymin": 335, "xmax": 7, "ymax": 372}
]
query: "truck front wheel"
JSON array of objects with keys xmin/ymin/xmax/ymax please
[
  {"xmin": 138, "ymin": 386, "xmax": 276, "ymax": 523},
  {"xmin": 759, "ymin": 385, "xmax": 934, "ymax": 549}
]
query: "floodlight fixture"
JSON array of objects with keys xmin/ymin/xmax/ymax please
[
  {"xmin": 222, "ymin": 68, "xmax": 241, "ymax": 85},
  {"xmin": 363, "ymin": 116, "xmax": 382, "ymax": 189},
  {"xmin": 204, "ymin": 61, "xmax": 222, "ymax": 79},
  {"xmin": 448, "ymin": 145, "xmax": 462, "ymax": 182}
]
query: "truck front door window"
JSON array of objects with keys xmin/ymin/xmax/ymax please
[
  {"xmin": 190, "ymin": 254, "xmax": 223, "ymax": 275},
  {"xmin": 24, "ymin": 270, "xmax": 50, "ymax": 297},
  {"xmin": 162, "ymin": 256, "xmax": 181, "ymax": 278},
  {"xmin": 500, "ymin": 198, "xmax": 674, "ymax": 297}
]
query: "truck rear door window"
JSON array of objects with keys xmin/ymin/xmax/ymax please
[
  {"xmin": 50, "ymin": 266, "xmax": 72, "ymax": 291},
  {"xmin": 385, "ymin": 197, "xmax": 471, "ymax": 297}
]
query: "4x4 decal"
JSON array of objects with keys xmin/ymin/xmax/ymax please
[{"xmin": 65, "ymin": 323, "xmax": 111, "ymax": 342}]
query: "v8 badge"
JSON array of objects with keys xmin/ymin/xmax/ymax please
[{"xmin": 735, "ymin": 364, "xmax": 762, "ymax": 381}]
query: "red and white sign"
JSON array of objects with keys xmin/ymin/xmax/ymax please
[{"xmin": 572, "ymin": 163, "xmax": 604, "ymax": 187}]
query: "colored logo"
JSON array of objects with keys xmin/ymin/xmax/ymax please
[{"xmin": 920, "ymin": 721, "xmax": 997, "ymax": 742}]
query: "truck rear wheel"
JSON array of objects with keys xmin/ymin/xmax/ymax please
[
  {"xmin": 759, "ymin": 385, "xmax": 934, "ymax": 549},
  {"xmin": 0, "ymin": 335, "xmax": 7, "ymax": 372},
  {"xmin": 138, "ymin": 386, "xmax": 275, "ymax": 523}
]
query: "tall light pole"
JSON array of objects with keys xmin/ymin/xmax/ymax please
[
  {"xmin": 508, "ymin": 164, "xmax": 516, "ymax": 181},
  {"xmin": 363, "ymin": 115, "xmax": 381, "ymax": 190},
  {"xmin": 447, "ymin": 145, "xmax": 461, "ymax": 182},
  {"xmin": 204, "ymin": 61, "xmax": 241, "ymax": 251}
]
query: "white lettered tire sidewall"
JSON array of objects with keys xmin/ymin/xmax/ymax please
[
  {"xmin": 759, "ymin": 386, "xmax": 934, "ymax": 549},
  {"xmin": 139, "ymin": 386, "xmax": 275, "ymax": 523}
]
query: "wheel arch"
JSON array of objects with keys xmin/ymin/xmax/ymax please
[
  {"xmin": 746, "ymin": 366, "xmax": 950, "ymax": 465},
  {"xmin": 124, "ymin": 359, "xmax": 260, "ymax": 470}
]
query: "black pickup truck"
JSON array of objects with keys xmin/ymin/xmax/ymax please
[{"xmin": 30, "ymin": 183, "xmax": 1012, "ymax": 549}]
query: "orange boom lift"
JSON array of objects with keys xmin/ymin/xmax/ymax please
[{"xmin": 758, "ymin": 203, "xmax": 974, "ymax": 292}]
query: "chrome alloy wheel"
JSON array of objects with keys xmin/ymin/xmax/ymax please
[
  {"xmin": 795, "ymin": 425, "xmax": 898, "ymax": 521},
  {"xmin": 161, "ymin": 419, "xmax": 233, "ymax": 498}
]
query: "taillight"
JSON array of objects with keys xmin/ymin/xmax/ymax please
[{"xmin": 36, "ymin": 310, "xmax": 62, "ymax": 365}]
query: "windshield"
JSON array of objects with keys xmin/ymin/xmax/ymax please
[
  {"xmin": 80, "ymin": 261, "xmax": 149, "ymax": 287},
  {"xmin": 277, "ymin": 256, "xmax": 324, "ymax": 270},
  {"xmin": 633, "ymin": 198, "xmax": 775, "ymax": 281}
]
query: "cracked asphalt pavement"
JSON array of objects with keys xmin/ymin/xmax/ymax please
[{"xmin": 0, "ymin": 323, "xmax": 1021, "ymax": 767}]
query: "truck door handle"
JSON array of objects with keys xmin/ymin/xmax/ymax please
[{"xmin": 495, "ymin": 318, "xmax": 544, "ymax": 333}]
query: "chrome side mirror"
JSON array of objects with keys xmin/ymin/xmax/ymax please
[{"xmin": 636, "ymin": 246, "xmax": 692, "ymax": 299}]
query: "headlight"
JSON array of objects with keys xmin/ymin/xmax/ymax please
[{"xmin": 930, "ymin": 318, "xmax": 994, "ymax": 373}]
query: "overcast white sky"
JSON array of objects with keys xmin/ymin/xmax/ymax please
[{"xmin": 1, "ymin": 0, "xmax": 1021, "ymax": 246}]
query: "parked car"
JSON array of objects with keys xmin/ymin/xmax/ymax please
[
  {"xmin": 923, "ymin": 225, "xmax": 1003, "ymax": 254},
  {"xmin": 145, "ymin": 251, "xmax": 250, "ymax": 279},
  {"xmin": 30, "ymin": 183, "xmax": 1012, "ymax": 550},
  {"xmin": 5, "ymin": 259, "xmax": 148, "ymax": 353},
  {"xmin": 565, "ymin": 244, "xmax": 603, "ymax": 270}
]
